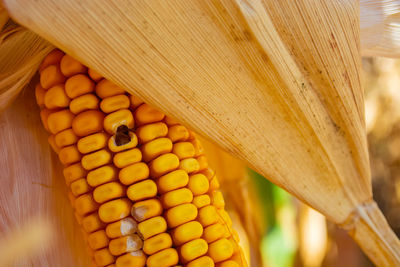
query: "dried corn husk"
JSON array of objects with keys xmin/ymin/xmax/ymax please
[{"xmin": 2, "ymin": 0, "xmax": 400, "ymax": 265}]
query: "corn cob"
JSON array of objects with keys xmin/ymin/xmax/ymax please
[{"xmin": 35, "ymin": 49, "xmax": 246, "ymax": 267}]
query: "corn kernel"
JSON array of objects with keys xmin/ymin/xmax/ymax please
[
  {"xmin": 108, "ymin": 132, "xmax": 138, "ymax": 153},
  {"xmin": 198, "ymin": 205, "xmax": 219, "ymax": 227},
  {"xmin": 99, "ymin": 198, "xmax": 132, "ymax": 223},
  {"xmin": 70, "ymin": 94, "xmax": 99, "ymax": 114},
  {"xmin": 171, "ymin": 221, "xmax": 203, "ymax": 246},
  {"xmin": 81, "ymin": 149, "xmax": 112, "ymax": 170},
  {"xmin": 164, "ymin": 116, "xmax": 179, "ymax": 126},
  {"xmin": 186, "ymin": 256, "xmax": 215, "ymax": 267},
  {"xmin": 179, "ymin": 238, "xmax": 208, "ymax": 263},
  {"xmin": 140, "ymin": 138, "xmax": 172, "ymax": 162},
  {"xmin": 137, "ymin": 216, "xmax": 167, "ymax": 240},
  {"xmin": 47, "ymin": 109, "xmax": 74, "ymax": 134},
  {"xmin": 63, "ymin": 163, "xmax": 87, "ymax": 184},
  {"xmin": 166, "ymin": 203, "xmax": 197, "ymax": 228},
  {"xmin": 216, "ymin": 260, "xmax": 239, "ymax": 267},
  {"xmin": 209, "ymin": 176, "xmax": 220, "ymax": 191},
  {"xmin": 78, "ymin": 132, "xmax": 109, "ymax": 154},
  {"xmin": 60, "ymin": 54, "xmax": 87, "ymax": 77},
  {"xmin": 160, "ymin": 188, "xmax": 193, "ymax": 209},
  {"xmin": 44, "ymin": 84, "xmax": 70, "ymax": 109},
  {"xmin": 179, "ymin": 158, "xmax": 200, "ymax": 174},
  {"xmin": 104, "ymin": 109, "xmax": 134, "ymax": 134},
  {"xmin": 192, "ymin": 195, "xmax": 211, "ymax": 209},
  {"xmin": 48, "ymin": 135, "xmax": 60, "ymax": 153},
  {"xmin": 134, "ymin": 104, "xmax": 165, "ymax": 125},
  {"xmin": 119, "ymin": 162, "xmax": 149, "ymax": 185},
  {"xmin": 96, "ymin": 79, "xmax": 125, "ymax": 99},
  {"xmin": 55, "ymin": 128, "xmax": 78, "ymax": 148},
  {"xmin": 131, "ymin": 199, "xmax": 162, "ymax": 222},
  {"xmin": 115, "ymin": 251, "xmax": 146, "ymax": 267},
  {"xmin": 35, "ymin": 84, "xmax": 46, "ymax": 107},
  {"xmin": 167, "ymin": 125, "xmax": 189, "ymax": 143},
  {"xmin": 129, "ymin": 95, "xmax": 144, "ymax": 109},
  {"xmin": 127, "ymin": 180, "xmax": 157, "ymax": 202},
  {"xmin": 94, "ymin": 248, "xmax": 115, "ymax": 267},
  {"xmin": 143, "ymin": 233, "xmax": 172, "ymax": 255},
  {"xmin": 113, "ymin": 148, "xmax": 142, "ymax": 168},
  {"xmin": 88, "ymin": 230, "xmax": 109, "ymax": 250},
  {"xmin": 172, "ymin": 142, "xmax": 195, "ymax": 159},
  {"xmin": 75, "ymin": 194, "xmax": 99, "ymax": 215},
  {"xmin": 210, "ymin": 190, "xmax": 225, "ymax": 209},
  {"xmin": 106, "ymin": 217, "xmax": 138, "ymax": 239},
  {"xmin": 87, "ymin": 165, "xmax": 118, "ymax": 187},
  {"xmin": 208, "ymin": 238, "xmax": 234, "ymax": 263},
  {"xmin": 39, "ymin": 49, "xmax": 64, "ymax": 72},
  {"xmin": 40, "ymin": 64, "xmax": 66, "ymax": 89},
  {"xmin": 70, "ymin": 178, "xmax": 91, "ymax": 196},
  {"xmin": 197, "ymin": 155, "xmax": 208, "ymax": 170},
  {"xmin": 109, "ymin": 234, "xmax": 143, "ymax": 256},
  {"xmin": 157, "ymin": 170, "xmax": 189, "ymax": 194},
  {"xmin": 93, "ymin": 182, "xmax": 125, "ymax": 203},
  {"xmin": 149, "ymin": 153, "xmax": 179, "ymax": 178},
  {"xmin": 203, "ymin": 223, "xmax": 225, "ymax": 243},
  {"xmin": 82, "ymin": 213, "xmax": 106, "ymax": 233},
  {"xmin": 188, "ymin": 174, "xmax": 209, "ymax": 196},
  {"xmin": 65, "ymin": 74, "xmax": 95, "ymax": 98},
  {"xmin": 100, "ymin": 94, "xmax": 130, "ymax": 113},
  {"xmin": 72, "ymin": 110, "xmax": 104, "ymax": 136},
  {"xmin": 59, "ymin": 145, "xmax": 81, "ymax": 165},
  {"xmin": 88, "ymin": 68, "xmax": 103, "ymax": 82},
  {"xmin": 146, "ymin": 248, "xmax": 178, "ymax": 267},
  {"xmin": 136, "ymin": 122, "xmax": 168, "ymax": 144}
]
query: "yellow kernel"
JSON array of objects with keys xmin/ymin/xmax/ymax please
[
  {"xmin": 72, "ymin": 110, "xmax": 104, "ymax": 137},
  {"xmin": 99, "ymin": 198, "xmax": 132, "ymax": 223},
  {"xmin": 129, "ymin": 95, "xmax": 144, "ymax": 109},
  {"xmin": 203, "ymin": 223, "xmax": 225, "ymax": 243},
  {"xmin": 75, "ymin": 194, "xmax": 99, "ymax": 215},
  {"xmin": 82, "ymin": 213, "xmax": 106, "ymax": 233},
  {"xmin": 35, "ymin": 84, "xmax": 46, "ymax": 107},
  {"xmin": 117, "ymin": 162, "xmax": 149, "ymax": 185},
  {"xmin": 94, "ymin": 248, "xmax": 115, "ymax": 267},
  {"xmin": 198, "ymin": 206, "xmax": 219, "ymax": 227},
  {"xmin": 171, "ymin": 221, "xmax": 203, "ymax": 246},
  {"xmin": 164, "ymin": 116, "xmax": 179, "ymax": 126},
  {"xmin": 94, "ymin": 182, "xmax": 125, "ymax": 204},
  {"xmin": 88, "ymin": 68, "xmax": 103, "ymax": 82},
  {"xmin": 143, "ymin": 233, "xmax": 172, "ymax": 255},
  {"xmin": 140, "ymin": 138, "xmax": 172, "ymax": 162},
  {"xmin": 200, "ymin": 168, "xmax": 215, "ymax": 180},
  {"xmin": 136, "ymin": 122, "xmax": 168, "ymax": 144},
  {"xmin": 190, "ymin": 139, "xmax": 204, "ymax": 156},
  {"xmin": 127, "ymin": 180, "xmax": 157, "ymax": 202},
  {"xmin": 39, "ymin": 49, "xmax": 64, "ymax": 72},
  {"xmin": 40, "ymin": 64, "xmax": 66, "ymax": 89},
  {"xmin": 146, "ymin": 248, "xmax": 178, "ymax": 267},
  {"xmin": 108, "ymin": 132, "xmax": 138, "ymax": 153},
  {"xmin": 55, "ymin": 128, "xmax": 78, "ymax": 148},
  {"xmin": 96, "ymin": 79, "xmax": 126, "ymax": 99},
  {"xmin": 192, "ymin": 195, "xmax": 211, "ymax": 209},
  {"xmin": 115, "ymin": 251, "xmax": 146, "ymax": 267},
  {"xmin": 196, "ymin": 156, "xmax": 208, "ymax": 170},
  {"xmin": 48, "ymin": 135, "xmax": 60, "ymax": 153},
  {"xmin": 179, "ymin": 158, "xmax": 200, "ymax": 174},
  {"xmin": 160, "ymin": 188, "xmax": 193, "ymax": 209},
  {"xmin": 166, "ymin": 203, "xmax": 198, "ymax": 228},
  {"xmin": 180, "ymin": 238, "xmax": 208, "ymax": 263},
  {"xmin": 210, "ymin": 191, "xmax": 225, "ymax": 209},
  {"xmin": 104, "ymin": 109, "xmax": 134, "ymax": 134},
  {"xmin": 63, "ymin": 163, "xmax": 87, "ymax": 184},
  {"xmin": 138, "ymin": 216, "xmax": 167, "ymax": 240},
  {"xmin": 149, "ymin": 153, "xmax": 179, "ymax": 178},
  {"xmin": 100, "ymin": 94, "xmax": 130, "ymax": 113},
  {"xmin": 209, "ymin": 176, "xmax": 220, "ymax": 191},
  {"xmin": 47, "ymin": 109, "xmax": 74, "ymax": 134},
  {"xmin": 134, "ymin": 104, "xmax": 165, "ymax": 125},
  {"xmin": 106, "ymin": 217, "xmax": 138, "ymax": 239},
  {"xmin": 109, "ymin": 234, "xmax": 143, "ymax": 256},
  {"xmin": 40, "ymin": 109, "xmax": 53, "ymax": 131},
  {"xmin": 87, "ymin": 165, "xmax": 118, "ymax": 187},
  {"xmin": 60, "ymin": 54, "xmax": 87, "ymax": 77},
  {"xmin": 172, "ymin": 142, "xmax": 195, "ymax": 159},
  {"xmin": 75, "ymin": 212, "xmax": 84, "ymax": 225},
  {"xmin": 70, "ymin": 93, "xmax": 99, "ymax": 114},
  {"xmin": 157, "ymin": 170, "xmax": 189, "ymax": 194},
  {"xmin": 188, "ymin": 174, "xmax": 209, "ymax": 196},
  {"xmin": 58, "ymin": 145, "xmax": 81, "ymax": 165},
  {"xmin": 113, "ymin": 148, "xmax": 142, "ymax": 168},
  {"xmin": 216, "ymin": 260, "xmax": 239, "ymax": 267},
  {"xmin": 167, "ymin": 125, "xmax": 189, "ymax": 143},
  {"xmin": 81, "ymin": 149, "xmax": 112, "ymax": 170},
  {"xmin": 44, "ymin": 84, "xmax": 71, "ymax": 109},
  {"xmin": 88, "ymin": 230, "xmax": 109, "ymax": 250},
  {"xmin": 208, "ymin": 238, "xmax": 234, "ymax": 263},
  {"xmin": 70, "ymin": 178, "xmax": 91, "ymax": 196},
  {"xmin": 218, "ymin": 210, "xmax": 233, "ymax": 227},
  {"xmin": 187, "ymin": 256, "xmax": 215, "ymax": 267},
  {"xmin": 65, "ymin": 74, "xmax": 95, "ymax": 99},
  {"xmin": 78, "ymin": 132, "xmax": 109, "ymax": 154},
  {"xmin": 131, "ymin": 199, "xmax": 162, "ymax": 222}
]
